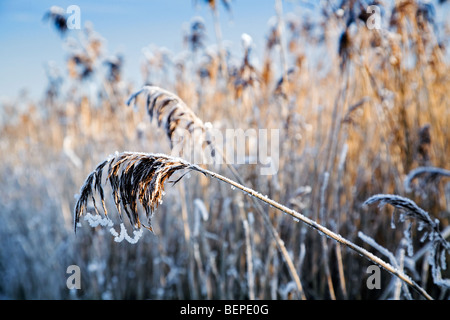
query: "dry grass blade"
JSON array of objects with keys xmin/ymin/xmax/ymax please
[
  {"xmin": 126, "ymin": 86, "xmax": 207, "ymax": 149},
  {"xmin": 74, "ymin": 152, "xmax": 196, "ymax": 233}
]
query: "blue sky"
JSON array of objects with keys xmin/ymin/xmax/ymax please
[
  {"xmin": 0, "ymin": 0, "xmax": 307, "ymax": 101},
  {"xmin": 1, "ymin": 1, "xmax": 448, "ymax": 102}
]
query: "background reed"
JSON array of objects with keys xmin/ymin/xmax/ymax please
[{"xmin": 1, "ymin": 0, "xmax": 449, "ymax": 300}]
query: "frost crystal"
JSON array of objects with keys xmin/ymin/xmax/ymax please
[
  {"xmin": 83, "ymin": 213, "xmax": 143, "ymax": 244},
  {"xmin": 403, "ymin": 222, "xmax": 414, "ymax": 257},
  {"xmin": 241, "ymin": 33, "xmax": 253, "ymax": 50},
  {"xmin": 390, "ymin": 213, "xmax": 396, "ymax": 229},
  {"xmin": 84, "ymin": 213, "xmax": 113, "ymax": 228},
  {"xmin": 109, "ymin": 223, "xmax": 143, "ymax": 244}
]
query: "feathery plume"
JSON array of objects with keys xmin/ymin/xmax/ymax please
[
  {"xmin": 74, "ymin": 152, "xmax": 198, "ymax": 233},
  {"xmin": 126, "ymin": 86, "xmax": 209, "ymax": 151}
]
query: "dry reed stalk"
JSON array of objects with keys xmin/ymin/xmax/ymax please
[
  {"xmin": 207, "ymin": 0, "xmax": 228, "ymax": 78},
  {"xmin": 275, "ymin": 0, "xmax": 288, "ymax": 90},
  {"xmin": 318, "ymin": 172, "xmax": 336, "ymax": 300},
  {"xmin": 176, "ymin": 180, "xmax": 198, "ymax": 298},
  {"xmin": 74, "ymin": 152, "xmax": 434, "ymax": 299},
  {"xmin": 334, "ymin": 143, "xmax": 348, "ymax": 298},
  {"xmin": 393, "ymin": 246, "xmax": 406, "ymax": 300},
  {"xmin": 242, "ymin": 217, "xmax": 255, "ymax": 300}
]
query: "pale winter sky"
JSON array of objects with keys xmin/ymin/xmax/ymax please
[
  {"xmin": 0, "ymin": 0, "xmax": 448, "ymax": 101},
  {"xmin": 0, "ymin": 0, "xmax": 298, "ymax": 100}
]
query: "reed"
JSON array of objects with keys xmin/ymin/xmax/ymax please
[{"xmin": 74, "ymin": 152, "xmax": 435, "ymax": 299}]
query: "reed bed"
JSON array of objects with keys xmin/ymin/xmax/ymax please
[{"xmin": 1, "ymin": 0, "xmax": 449, "ymax": 300}]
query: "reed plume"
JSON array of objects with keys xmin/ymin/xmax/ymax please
[
  {"xmin": 74, "ymin": 152, "xmax": 197, "ymax": 233},
  {"xmin": 126, "ymin": 86, "xmax": 210, "ymax": 151}
]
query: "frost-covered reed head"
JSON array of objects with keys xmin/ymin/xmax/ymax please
[
  {"xmin": 126, "ymin": 86, "xmax": 208, "ymax": 150},
  {"xmin": 364, "ymin": 194, "xmax": 450, "ymax": 288},
  {"xmin": 74, "ymin": 152, "xmax": 199, "ymax": 235}
]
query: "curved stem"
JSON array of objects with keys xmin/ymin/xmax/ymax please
[{"xmin": 193, "ymin": 165, "xmax": 434, "ymax": 300}]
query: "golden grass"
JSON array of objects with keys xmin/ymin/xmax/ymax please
[{"xmin": 0, "ymin": 0, "xmax": 449, "ymax": 300}]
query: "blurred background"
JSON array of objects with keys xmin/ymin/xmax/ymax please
[
  {"xmin": 0, "ymin": 0, "xmax": 286, "ymax": 100},
  {"xmin": 0, "ymin": 0, "xmax": 449, "ymax": 300}
]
